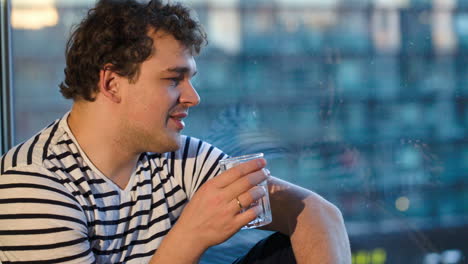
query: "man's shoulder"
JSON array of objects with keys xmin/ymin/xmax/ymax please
[{"xmin": 1, "ymin": 117, "xmax": 68, "ymax": 174}]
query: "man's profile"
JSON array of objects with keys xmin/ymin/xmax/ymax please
[{"xmin": 0, "ymin": 0, "xmax": 351, "ymax": 263}]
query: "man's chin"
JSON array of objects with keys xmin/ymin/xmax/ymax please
[
  {"xmin": 142, "ymin": 134, "xmax": 182, "ymax": 154},
  {"xmin": 159, "ymin": 134, "xmax": 182, "ymax": 153},
  {"xmin": 166, "ymin": 141, "xmax": 182, "ymax": 153},
  {"xmin": 171, "ymin": 133, "xmax": 183, "ymax": 147}
]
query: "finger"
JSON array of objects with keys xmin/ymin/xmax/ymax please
[
  {"xmin": 233, "ymin": 185, "xmax": 267, "ymax": 213},
  {"xmin": 215, "ymin": 158, "xmax": 266, "ymax": 188},
  {"xmin": 226, "ymin": 169, "xmax": 268, "ymax": 200},
  {"xmin": 234, "ymin": 204, "xmax": 263, "ymax": 228}
]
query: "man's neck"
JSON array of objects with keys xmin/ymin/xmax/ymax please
[{"xmin": 67, "ymin": 103, "xmax": 140, "ymax": 190}]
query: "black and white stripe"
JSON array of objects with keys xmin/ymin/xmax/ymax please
[{"xmin": 0, "ymin": 112, "xmax": 225, "ymax": 263}]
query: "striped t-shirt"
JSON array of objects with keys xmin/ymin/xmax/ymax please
[{"xmin": 0, "ymin": 112, "xmax": 226, "ymax": 263}]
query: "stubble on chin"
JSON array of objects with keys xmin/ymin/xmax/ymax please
[
  {"xmin": 165, "ymin": 133, "xmax": 183, "ymax": 152},
  {"xmin": 146, "ymin": 133, "xmax": 182, "ymax": 154}
]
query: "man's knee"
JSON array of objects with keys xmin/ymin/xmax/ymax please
[{"xmin": 233, "ymin": 232, "xmax": 296, "ymax": 264}]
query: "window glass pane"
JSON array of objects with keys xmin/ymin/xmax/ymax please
[
  {"xmin": 8, "ymin": 0, "xmax": 468, "ymax": 263},
  {"xmin": 11, "ymin": 0, "xmax": 92, "ymax": 143}
]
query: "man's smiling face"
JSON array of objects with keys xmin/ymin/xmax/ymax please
[{"xmin": 119, "ymin": 29, "xmax": 200, "ymax": 154}]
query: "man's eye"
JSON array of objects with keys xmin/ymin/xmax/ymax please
[{"xmin": 167, "ymin": 77, "xmax": 183, "ymax": 86}]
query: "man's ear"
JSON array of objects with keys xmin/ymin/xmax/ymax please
[{"xmin": 98, "ymin": 64, "xmax": 122, "ymax": 103}]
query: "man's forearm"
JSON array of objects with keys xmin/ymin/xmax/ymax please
[
  {"xmin": 149, "ymin": 224, "xmax": 206, "ymax": 264},
  {"xmin": 263, "ymin": 177, "xmax": 351, "ymax": 264},
  {"xmin": 290, "ymin": 194, "xmax": 351, "ymax": 264},
  {"xmin": 150, "ymin": 159, "xmax": 269, "ymax": 263}
]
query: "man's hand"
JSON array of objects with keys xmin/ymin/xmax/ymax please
[{"xmin": 150, "ymin": 158, "xmax": 268, "ymax": 264}]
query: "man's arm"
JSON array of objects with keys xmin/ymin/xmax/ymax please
[
  {"xmin": 150, "ymin": 158, "xmax": 269, "ymax": 263},
  {"xmin": 261, "ymin": 176, "xmax": 352, "ymax": 264},
  {"xmin": 0, "ymin": 166, "xmax": 95, "ymax": 263}
]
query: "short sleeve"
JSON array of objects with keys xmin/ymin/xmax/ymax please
[
  {"xmin": 0, "ymin": 165, "xmax": 95, "ymax": 264},
  {"xmin": 168, "ymin": 136, "xmax": 227, "ymax": 199}
]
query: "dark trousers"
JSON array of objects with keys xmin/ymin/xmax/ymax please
[{"xmin": 232, "ymin": 232, "xmax": 297, "ymax": 264}]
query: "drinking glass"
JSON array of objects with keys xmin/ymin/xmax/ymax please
[{"xmin": 219, "ymin": 153, "xmax": 272, "ymax": 229}]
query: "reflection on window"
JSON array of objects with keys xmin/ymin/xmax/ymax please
[{"xmin": 8, "ymin": 0, "xmax": 468, "ymax": 263}]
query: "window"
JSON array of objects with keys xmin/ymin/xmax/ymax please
[
  {"xmin": 1, "ymin": 0, "xmax": 13, "ymax": 154},
  {"xmin": 2, "ymin": 0, "xmax": 467, "ymax": 263}
]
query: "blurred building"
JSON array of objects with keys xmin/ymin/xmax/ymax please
[{"xmin": 6, "ymin": 0, "xmax": 468, "ymax": 263}]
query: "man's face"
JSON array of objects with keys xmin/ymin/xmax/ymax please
[{"xmin": 118, "ymin": 30, "xmax": 200, "ymax": 154}]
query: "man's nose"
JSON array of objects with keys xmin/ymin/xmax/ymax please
[{"xmin": 179, "ymin": 80, "xmax": 200, "ymax": 107}]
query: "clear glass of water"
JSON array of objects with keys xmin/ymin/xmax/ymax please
[{"xmin": 219, "ymin": 153, "xmax": 273, "ymax": 229}]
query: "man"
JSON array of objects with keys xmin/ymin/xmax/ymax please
[{"xmin": 0, "ymin": 0, "xmax": 351, "ymax": 263}]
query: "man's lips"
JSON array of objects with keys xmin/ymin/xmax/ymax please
[
  {"xmin": 170, "ymin": 112, "xmax": 188, "ymax": 119},
  {"xmin": 169, "ymin": 112, "xmax": 188, "ymax": 130}
]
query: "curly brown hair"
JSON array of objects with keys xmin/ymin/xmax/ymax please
[{"xmin": 59, "ymin": 0, "xmax": 207, "ymax": 101}]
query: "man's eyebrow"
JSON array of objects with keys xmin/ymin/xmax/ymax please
[{"xmin": 164, "ymin": 67, "xmax": 197, "ymax": 76}]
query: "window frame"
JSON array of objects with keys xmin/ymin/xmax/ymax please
[{"xmin": 1, "ymin": 0, "xmax": 13, "ymax": 155}]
